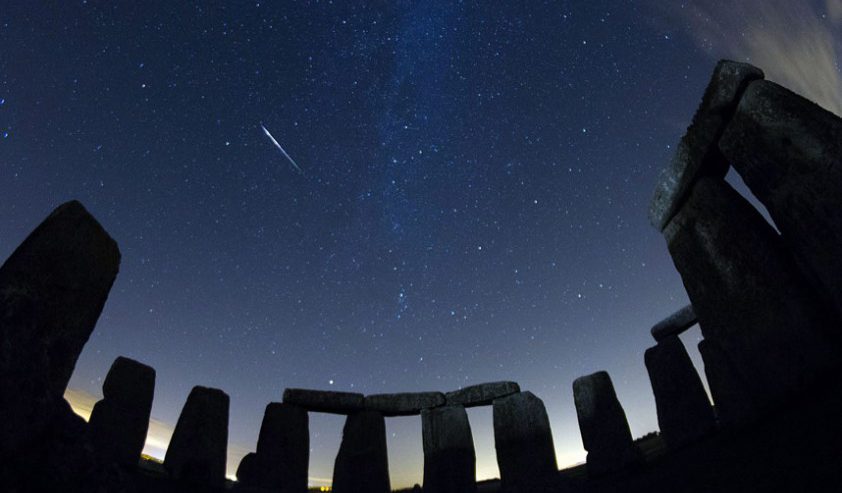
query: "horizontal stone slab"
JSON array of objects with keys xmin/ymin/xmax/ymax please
[
  {"xmin": 445, "ymin": 381, "xmax": 520, "ymax": 407},
  {"xmin": 282, "ymin": 388, "xmax": 365, "ymax": 414},
  {"xmin": 650, "ymin": 304, "xmax": 697, "ymax": 341},
  {"xmin": 364, "ymin": 392, "xmax": 445, "ymax": 416}
]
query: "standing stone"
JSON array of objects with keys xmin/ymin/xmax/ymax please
[
  {"xmin": 492, "ymin": 392, "xmax": 558, "ymax": 492},
  {"xmin": 650, "ymin": 304, "xmax": 697, "ymax": 342},
  {"xmin": 0, "ymin": 200, "xmax": 120, "ymax": 457},
  {"xmin": 164, "ymin": 386, "xmax": 230, "ymax": 486},
  {"xmin": 421, "ymin": 405, "xmax": 476, "ymax": 493},
  {"xmin": 445, "ymin": 381, "xmax": 520, "ymax": 407},
  {"xmin": 237, "ymin": 402, "xmax": 309, "ymax": 492},
  {"xmin": 698, "ymin": 338, "xmax": 756, "ymax": 427},
  {"xmin": 644, "ymin": 336, "xmax": 715, "ymax": 448},
  {"xmin": 649, "ymin": 60, "xmax": 764, "ymax": 230},
  {"xmin": 719, "ymin": 79, "xmax": 842, "ymax": 317},
  {"xmin": 663, "ymin": 177, "xmax": 839, "ymax": 416},
  {"xmin": 332, "ymin": 410, "xmax": 390, "ymax": 493},
  {"xmin": 88, "ymin": 356, "xmax": 156, "ymax": 467},
  {"xmin": 573, "ymin": 372, "xmax": 641, "ymax": 477}
]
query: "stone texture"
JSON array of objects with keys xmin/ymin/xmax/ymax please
[
  {"xmin": 89, "ymin": 356, "xmax": 156, "ymax": 468},
  {"xmin": 365, "ymin": 392, "xmax": 445, "ymax": 416},
  {"xmin": 332, "ymin": 411, "xmax": 390, "ymax": 493},
  {"xmin": 237, "ymin": 402, "xmax": 309, "ymax": 492},
  {"xmin": 664, "ymin": 177, "xmax": 839, "ymax": 416},
  {"xmin": 649, "ymin": 60, "xmax": 764, "ymax": 230},
  {"xmin": 698, "ymin": 338, "xmax": 756, "ymax": 427},
  {"xmin": 164, "ymin": 386, "xmax": 230, "ymax": 486},
  {"xmin": 421, "ymin": 405, "xmax": 476, "ymax": 493},
  {"xmin": 650, "ymin": 304, "xmax": 697, "ymax": 342},
  {"xmin": 445, "ymin": 381, "xmax": 520, "ymax": 407},
  {"xmin": 573, "ymin": 372, "xmax": 641, "ymax": 477},
  {"xmin": 719, "ymin": 79, "xmax": 842, "ymax": 317},
  {"xmin": 645, "ymin": 336, "xmax": 715, "ymax": 448},
  {"xmin": 492, "ymin": 391, "xmax": 558, "ymax": 492},
  {"xmin": 0, "ymin": 200, "xmax": 120, "ymax": 457},
  {"xmin": 283, "ymin": 388, "xmax": 364, "ymax": 414}
]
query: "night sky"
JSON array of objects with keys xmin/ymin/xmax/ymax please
[{"xmin": 2, "ymin": 1, "xmax": 840, "ymax": 488}]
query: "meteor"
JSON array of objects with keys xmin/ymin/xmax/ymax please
[{"xmin": 261, "ymin": 124, "xmax": 303, "ymax": 174}]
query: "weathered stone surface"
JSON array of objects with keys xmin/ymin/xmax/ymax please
[
  {"xmin": 89, "ymin": 356, "xmax": 155, "ymax": 468},
  {"xmin": 283, "ymin": 388, "xmax": 364, "ymax": 414},
  {"xmin": 421, "ymin": 405, "xmax": 476, "ymax": 493},
  {"xmin": 664, "ymin": 177, "xmax": 839, "ymax": 415},
  {"xmin": 649, "ymin": 60, "xmax": 764, "ymax": 230},
  {"xmin": 493, "ymin": 391, "xmax": 558, "ymax": 492},
  {"xmin": 164, "ymin": 386, "xmax": 230, "ymax": 486},
  {"xmin": 645, "ymin": 336, "xmax": 715, "ymax": 448},
  {"xmin": 719, "ymin": 79, "xmax": 842, "ymax": 317},
  {"xmin": 573, "ymin": 371, "xmax": 641, "ymax": 476},
  {"xmin": 237, "ymin": 402, "xmax": 309, "ymax": 492},
  {"xmin": 365, "ymin": 392, "xmax": 445, "ymax": 416},
  {"xmin": 445, "ymin": 381, "xmax": 520, "ymax": 407},
  {"xmin": 0, "ymin": 200, "xmax": 120, "ymax": 457},
  {"xmin": 698, "ymin": 338, "xmax": 756, "ymax": 427},
  {"xmin": 650, "ymin": 304, "xmax": 697, "ymax": 342},
  {"xmin": 332, "ymin": 410, "xmax": 390, "ymax": 493}
]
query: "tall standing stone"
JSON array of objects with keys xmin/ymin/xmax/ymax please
[
  {"xmin": 573, "ymin": 372, "xmax": 641, "ymax": 477},
  {"xmin": 88, "ymin": 356, "xmax": 156, "ymax": 467},
  {"xmin": 237, "ymin": 402, "xmax": 309, "ymax": 492},
  {"xmin": 0, "ymin": 200, "xmax": 120, "ymax": 457},
  {"xmin": 492, "ymin": 392, "xmax": 558, "ymax": 493},
  {"xmin": 164, "ymin": 386, "xmax": 230, "ymax": 487},
  {"xmin": 663, "ymin": 177, "xmax": 839, "ymax": 416},
  {"xmin": 698, "ymin": 338, "xmax": 756, "ymax": 427},
  {"xmin": 719, "ymin": 79, "xmax": 842, "ymax": 317},
  {"xmin": 332, "ymin": 410, "xmax": 390, "ymax": 493},
  {"xmin": 644, "ymin": 336, "xmax": 715, "ymax": 448},
  {"xmin": 422, "ymin": 405, "xmax": 476, "ymax": 493}
]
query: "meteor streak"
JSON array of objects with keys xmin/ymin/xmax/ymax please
[{"xmin": 261, "ymin": 124, "xmax": 303, "ymax": 174}]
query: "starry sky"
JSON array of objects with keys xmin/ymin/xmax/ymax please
[{"xmin": 2, "ymin": 0, "xmax": 840, "ymax": 488}]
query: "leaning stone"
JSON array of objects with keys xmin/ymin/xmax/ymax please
[
  {"xmin": 283, "ymin": 388, "xmax": 365, "ymax": 414},
  {"xmin": 573, "ymin": 372, "xmax": 642, "ymax": 477},
  {"xmin": 365, "ymin": 392, "xmax": 445, "ymax": 416},
  {"xmin": 719, "ymin": 79, "xmax": 842, "ymax": 317},
  {"xmin": 237, "ymin": 402, "xmax": 309, "ymax": 492},
  {"xmin": 445, "ymin": 381, "xmax": 520, "ymax": 407},
  {"xmin": 650, "ymin": 304, "xmax": 697, "ymax": 342},
  {"xmin": 645, "ymin": 336, "xmax": 715, "ymax": 448},
  {"xmin": 332, "ymin": 410, "xmax": 390, "ymax": 493},
  {"xmin": 421, "ymin": 405, "xmax": 476, "ymax": 493},
  {"xmin": 649, "ymin": 60, "xmax": 764, "ymax": 230},
  {"xmin": 698, "ymin": 338, "xmax": 756, "ymax": 427},
  {"xmin": 663, "ymin": 177, "xmax": 839, "ymax": 414},
  {"xmin": 89, "ymin": 356, "xmax": 155, "ymax": 468},
  {"xmin": 492, "ymin": 392, "xmax": 558, "ymax": 492},
  {"xmin": 0, "ymin": 200, "xmax": 120, "ymax": 457},
  {"xmin": 164, "ymin": 386, "xmax": 229, "ymax": 486}
]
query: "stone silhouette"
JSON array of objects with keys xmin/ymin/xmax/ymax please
[
  {"xmin": 650, "ymin": 304, "xmax": 697, "ymax": 342},
  {"xmin": 445, "ymin": 381, "xmax": 520, "ymax": 407},
  {"xmin": 698, "ymin": 338, "xmax": 756, "ymax": 427},
  {"xmin": 573, "ymin": 372, "xmax": 641, "ymax": 476},
  {"xmin": 283, "ymin": 388, "xmax": 365, "ymax": 414},
  {"xmin": 421, "ymin": 405, "xmax": 476, "ymax": 493},
  {"xmin": 164, "ymin": 386, "xmax": 230, "ymax": 487},
  {"xmin": 88, "ymin": 356, "xmax": 156, "ymax": 468},
  {"xmin": 237, "ymin": 402, "xmax": 309, "ymax": 492},
  {"xmin": 332, "ymin": 410, "xmax": 390, "ymax": 493},
  {"xmin": 365, "ymin": 391, "xmax": 446, "ymax": 416}
]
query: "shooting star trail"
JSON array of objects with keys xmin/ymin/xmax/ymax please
[{"xmin": 261, "ymin": 124, "xmax": 303, "ymax": 174}]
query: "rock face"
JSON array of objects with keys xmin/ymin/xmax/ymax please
[
  {"xmin": 421, "ymin": 405, "xmax": 476, "ymax": 493},
  {"xmin": 283, "ymin": 388, "xmax": 365, "ymax": 414},
  {"xmin": 698, "ymin": 338, "xmax": 756, "ymax": 427},
  {"xmin": 365, "ymin": 392, "xmax": 445, "ymax": 416},
  {"xmin": 237, "ymin": 402, "xmax": 309, "ymax": 492},
  {"xmin": 663, "ymin": 177, "xmax": 839, "ymax": 416},
  {"xmin": 0, "ymin": 201, "xmax": 121, "ymax": 457},
  {"xmin": 645, "ymin": 336, "xmax": 715, "ymax": 448},
  {"xmin": 88, "ymin": 356, "xmax": 156, "ymax": 467},
  {"xmin": 573, "ymin": 372, "xmax": 641, "ymax": 477},
  {"xmin": 445, "ymin": 381, "xmax": 520, "ymax": 407},
  {"xmin": 164, "ymin": 386, "xmax": 230, "ymax": 486},
  {"xmin": 650, "ymin": 304, "xmax": 697, "ymax": 342},
  {"xmin": 649, "ymin": 60, "xmax": 764, "ymax": 230},
  {"xmin": 719, "ymin": 79, "xmax": 842, "ymax": 317},
  {"xmin": 332, "ymin": 411, "xmax": 390, "ymax": 493},
  {"xmin": 492, "ymin": 391, "xmax": 558, "ymax": 492}
]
